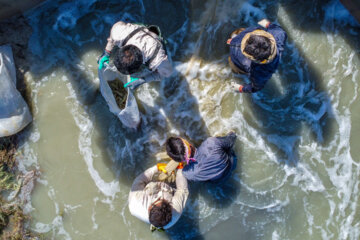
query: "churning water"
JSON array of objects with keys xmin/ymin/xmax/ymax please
[{"xmin": 14, "ymin": 0, "xmax": 360, "ymax": 239}]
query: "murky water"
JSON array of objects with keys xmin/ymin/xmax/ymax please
[{"xmin": 14, "ymin": 0, "xmax": 360, "ymax": 239}]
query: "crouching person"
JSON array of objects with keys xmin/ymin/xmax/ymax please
[
  {"xmin": 98, "ymin": 21, "xmax": 173, "ymax": 90},
  {"xmin": 228, "ymin": 19, "xmax": 287, "ymax": 93},
  {"xmin": 128, "ymin": 165, "xmax": 189, "ymax": 231},
  {"xmin": 166, "ymin": 132, "xmax": 237, "ymax": 183}
]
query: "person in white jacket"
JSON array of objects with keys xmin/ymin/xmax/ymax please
[
  {"xmin": 128, "ymin": 165, "xmax": 189, "ymax": 230},
  {"xmin": 98, "ymin": 22, "xmax": 173, "ymax": 89}
]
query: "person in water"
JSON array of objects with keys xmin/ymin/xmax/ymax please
[
  {"xmin": 165, "ymin": 132, "xmax": 237, "ymax": 182},
  {"xmin": 228, "ymin": 19, "xmax": 287, "ymax": 93},
  {"xmin": 128, "ymin": 165, "xmax": 188, "ymax": 231},
  {"xmin": 98, "ymin": 21, "xmax": 173, "ymax": 89}
]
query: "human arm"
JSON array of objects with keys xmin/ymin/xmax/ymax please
[
  {"xmin": 164, "ymin": 169, "xmax": 189, "ymax": 229},
  {"xmin": 241, "ymin": 80, "xmax": 264, "ymax": 93},
  {"xmin": 128, "ymin": 165, "xmax": 159, "ymax": 224},
  {"xmin": 125, "ymin": 58, "xmax": 173, "ymax": 89},
  {"xmin": 267, "ymin": 23, "xmax": 287, "ymax": 53},
  {"xmin": 230, "ymin": 81, "xmax": 244, "ymax": 93},
  {"xmin": 230, "ymin": 75, "xmax": 266, "ymax": 93},
  {"xmin": 244, "ymin": 61, "xmax": 279, "ymax": 93},
  {"xmin": 99, "ymin": 21, "xmax": 127, "ymax": 70},
  {"xmin": 130, "ymin": 165, "xmax": 158, "ymax": 192},
  {"xmin": 105, "ymin": 21, "xmax": 127, "ymax": 54},
  {"xmin": 230, "ymin": 80, "xmax": 262, "ymax": 93},
  {"xmin": 258, "ymin": 19, "xmax": 287, "ymax": 54},
  {"xmin": 171, "ymin": 169, "xmax": 189, "ymax": 212},
  {"xmin": 258, "ymin": 19, "xmax": 271, "ymax": 28},
  {"xmin": 97, "ymin": 51, "xmax": 110, "ymax": 70},
  {"xmin": 142, "ymin": 57, "xmax": 173, "ymax": 83}
]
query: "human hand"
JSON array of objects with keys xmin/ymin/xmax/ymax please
[
  {"xmin": 124, "ymin": 77, "xmax": 145, "ymax": 90},
  {"xmin": 258, "ymin": 19, "xmax": 271, "ymax": 28},
  {"xmin": 97, "ymin": 51, "xmax": 110, "ymax": 70},
  {"xmin": 230, "ymin": 81, "xmax": 243, "ymax": 93}
]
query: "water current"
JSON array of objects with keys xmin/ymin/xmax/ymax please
[{"xmin": 13, "ymin": 0, "xmax": 360, "ymax": 239}]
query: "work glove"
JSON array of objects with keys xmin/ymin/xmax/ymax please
[
  {"xmin": 158, "ymin": 160, "xmax": 180, "ymax": 183},
  {"xmin": 258, "ymin": 19, "xmax": 271, "ymax": 28},
  {"xmin": 124, "ymin": 77, "xmax": 145, "ymax": 90},
  {"xmin": 97, "ymin": 51, "xmax": 110, "ymax": 70},
  {"xmin": 230, "ymin": 81, "xmax": 243, "ymax": 93}
]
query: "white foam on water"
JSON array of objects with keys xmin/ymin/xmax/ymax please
[
  {"xmin": 31, "ymin": 187, "xmax": 71, "ymax": 239},
  {"xmin": 64, "ymin": 80, "xmax": 120, "ymax": 198}
]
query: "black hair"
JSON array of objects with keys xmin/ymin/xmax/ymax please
[
  {"xmin": 244, "ymin": 35, "xmax": 272, "ymax": 62},
  {"xmin": 166, "ymin": 137, "xmax": 195, "ymax": 162},
  {"xmin": 114, "ymin": 45, "xmax": 143, "ymax": 75},
  {"xmin": 149, "ymin": 200, "xmax": 172, "ymax": 227},
  {"xmin": 166, "ymin": 137, "xmax": 185, "ymax": 162}
]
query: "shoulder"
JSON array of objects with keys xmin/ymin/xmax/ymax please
[
  {"xmin": 200, "ymin": 137, "xmax": 221, "ymax": 147},
  {"xmin": 230, "ymin": 26, "xmax": 260, "ymax": 44},
  {"xmin": 128, "ymin": 189, "xmax": 150, "ymax": 224},
  {"xmin": 111, "ymin": 21, "xmax": 126, "ymax": 31},
  {"xmin": 163, "ymin": 208, "xmax": 181, "ymax": 229},
  {"xmin": 267, "ymin": 23, "xmax": 287, "ymax": 42},
  {"xmin": 111, "ymin": 22, "xmax": 139, "ymax": 37}
]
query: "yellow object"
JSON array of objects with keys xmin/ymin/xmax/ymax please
[
  {"xmin": 157, "ymin": 162, "xmax": 184, "ymax": 174},
  {"xmin": 157, "ymin": 163, "xmax": 168, "ymax": 173}
]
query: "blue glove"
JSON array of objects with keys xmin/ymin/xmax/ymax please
[
  {"xmin": 97, "ymin": 51, "xmax": 110, "ymax": 70},
  {"xmin": 124, "ymin": 77, "xmax": 146, "ymax": 90}
]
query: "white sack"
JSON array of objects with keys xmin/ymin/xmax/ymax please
[
  {"xmin": 98, "ymin": 65, "xmax": 140, "ymax": 129},
  {"xmin": 0, "ymin": 45, "xmax": 32, "ymax": 137}
]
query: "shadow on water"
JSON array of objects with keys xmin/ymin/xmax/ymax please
[
  {"xmin": 160, "ymin": 69, "xmax": 210, "ymax": 146},
  {"xmin": 166, "ymin": 177, "xmax": 242, "ymax": 240},
  {"xmin": 278, "ymin": 0, "xmax": 360, "ymax": 57},
  {"xmin": 242, "ymin": 39, "xmax": 336, "ymax": 166},
  {"xmin": 164, "ymin": 2, "xmax": 246, "ymax": 238}
]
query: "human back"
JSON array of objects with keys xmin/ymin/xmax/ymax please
[
  {"xmin": 228, "ymin": 20, "xmax": 287, "ymax": 93},
  {"xmin": 128, "ymin": 165, "xmax": 189, "ymax": 230},
  {"xmin": 165, "ymin": 132, "xmax": 237, "ymax": 182},
  {"xmin": 107, "ymin": 21, "xmax": 168, "ymax": 71}
]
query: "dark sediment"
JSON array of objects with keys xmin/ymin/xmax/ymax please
[
  {"xmin": 0, "ymin": 137, "xmax": 40, "ymax": 239},
  {"xmin": 108, "ymin": 79, "xmax": 128, "ymax": 110}
]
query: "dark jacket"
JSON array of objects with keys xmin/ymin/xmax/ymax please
[
  {"xmin": 182, "ymin": 132, "xmax": 237, "ymax": 182},
  {"xmin": 229, "ymin": 23, "xmax": 287, "ymax": 93}
]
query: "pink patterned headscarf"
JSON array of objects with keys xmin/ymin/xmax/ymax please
[{"xmin": 180, "ymin": 138, "xmax": 196, "ymax": 164}]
